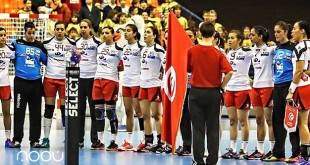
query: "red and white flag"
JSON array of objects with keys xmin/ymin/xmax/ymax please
[
  {"xmin": 162, "ymin": 11, "xmax": 193, "ymax": 153},
  {"xmin": 284, "ymin": 101, "xmax": 298, "ymax": 133}
]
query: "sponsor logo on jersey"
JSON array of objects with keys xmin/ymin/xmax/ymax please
[
  {"xmin": 253, "ymin": 58, "xmax": 260, "ymax": 62},
  {"xmin": 284, "ymin": 53, "xmax": 292, "ymax": 60},
  {"xmin": 229, "ymin": 61, "xmax": 236, "ymax": 66},
  {"xmin": 88, "ymin": 46, "xmax": 96, "ymax": 50},
  {"xmin": 261, "ymin": 52, "xmax": 269, "ymax": 56},
  {"xmin": 236, "ymin": 55, "xmax": 245, "ymax": 60},
  {"xmin": 0, "ymin": 60, "xmax": 5, "ymax": 65},
  {"xmin": 35, "ymin": 50, "xmax": 40, "ymax": 56}
]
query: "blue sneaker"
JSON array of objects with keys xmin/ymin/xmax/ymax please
[
  {"xmin": 5, "ymin": 139, "xmax": 14, "ymax": 148},
  {"xmin": 221, "ymin": 148, "xmax": 237, "ymax": 159},
  {"xmin": 41, "ymin": 138, "xmax": 50, "ymax": 148},
  {"xmin": 291, "ymin": 158, "xmax": 310, "ymax": 165},
  {"xmin": 8, "ymin": 141, "xmax": 21, "ymax": 148}
]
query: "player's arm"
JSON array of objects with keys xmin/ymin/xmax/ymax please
[
  {"xmin": 287, "ymin": 47, "xmax": 305, "ymax": 100},
  {"xmin": 116, "ymin": 43, "xmax": 124, "ymax": 72},
  {"xmin": 220, "ymin": 53, "xmax": 233, "ymax": 92},
  {"xmin": 40, "ymin": 45, "xmax": 48, "ymax": 65}
]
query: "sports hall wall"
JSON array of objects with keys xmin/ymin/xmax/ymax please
[{"xmin": 179, "ymin": 0, "xmax": 310, "ymax": 39}]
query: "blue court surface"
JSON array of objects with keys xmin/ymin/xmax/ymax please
[{"xmin": 0, "ymin": 117, "xmax": 295, "ymax": 165}]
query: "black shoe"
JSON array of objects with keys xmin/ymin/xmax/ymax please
[
  {"xmin": 91, "ymin": 140, "xmax": 105, "ymax": 150},
  {"xmin": 106, "ymin": 140, "xmax": 118, "ymax": 151},
  {"xmin": 149, "ymin": 144, "xmax": 164, "ymax": 154},
  {"xmin": 162, "ymin": 145, "xmax": 172, "ymax": 154},
  {"xmin": 79, "ymin": 142, "xmax": 84, "ymax": 149},
  {"xmin": 175, "ymin": 146, "xmax": 183, "ymax": 155},
  {"xmin": 31, "ymin": 142, "xmax": 42, "ymax": 148},
  {"xmin": 177, "ymin": 148, "xmax": 191, "ymax": 156}
]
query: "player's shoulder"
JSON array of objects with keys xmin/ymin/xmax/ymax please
[
  {"xmin": 115, "ymin": 42, "xmax": 123, "ymax": 51},
  {"xmin": 42, "ymin": 37, "xmax": 55, "ymax": 44},
  {"xmin": 154, "ymin": 44, "xmax": 165, "ymax": 54}
]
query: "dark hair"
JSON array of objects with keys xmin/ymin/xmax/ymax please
[
  {"xmin": 214, "ymin": 31, "xmax": 224, "ymax": 48},
  {"xmin": 103, "ymin": 26, "xmax": 115, "ymax": 34},
  {"xmin": 129, "ymin": 6, "xmax": 137, "ymax": 14},
  {"xmin": 172, "ymin": 5, "xmax": 181, "ymax": 11},
  {"xmin": 149, "ymin": 6, "xmax": 156, "ymax": 13},
  {"xmin": 199, "ymin": 22, "xmax": 215, "ymax": 38},
  {"xmin": 275, "ymin": 21, "xmax": 292, "ymax": 39},
  {"xmin": 146, "ymin": 26, "xmax": 160, "ymax": 45},
  {"xmin": 80, "ymin": 19, "xmax": 96, "ymax": 36},
  {"xmin": 296, "ymin": 20, "xmax": 310, "ymax": 38},
  {"xmin": 131, "ymin": 1, "xmax": 139, "ymax": 6},
  {"xmin": 252, "ymin": 25, "xmax": 270, "ymax": 43},
  {"xmin": 54, "ymin": 21, "xmax": 65, "ymax": 29},
  {"xmin": 68, "ymin": 27, "xmax": 78, "ymax": 33},
  {"xmin": 24, "ymin": 21, "xmax": 35, "ymax": 32},
  {"xmin": 229, "ymin": 30, "xmax": 244, "ymax": 46},
  {"xmin": 102, "ymin": 26, "xmax": 116, "ymax": 41},
  {"xmin": 0, "ymin": 27, "xmax": 6, "ymax": 32},
  {"xmin": 81, "ymin": 19, "xmax": 93, "ymax": 29},
  {"xmin": 126, "ymin": 24, "xmax": 141, "ymax": 40},
  {"xmin": 118, "ymin": 12, "xmax": 127, "ymax": 18},
  {"xmin": 185, "ymin": 28, "xmax": 197, "ymax": 37},
  {"xmin": 71, "ymin": 12, "xmax": 79, "ymax": 18}
]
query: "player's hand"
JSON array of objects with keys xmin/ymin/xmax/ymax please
[
  {"xmin": 286, "ymin": 92, "xmax": 293, "ymax": 101},
  {"xmin": 249, "ymin": 78, "xmax": 253, "ymax": 88}
]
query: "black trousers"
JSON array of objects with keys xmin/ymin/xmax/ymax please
[
  {"xmin": 272, "ymin": 83, "xmax": 300, "ymax": 158},
  {"xmin": 78, "ymin": 78, "xmax": 98, "ymax": 144},
  {"xmin": 180, "ymin": 89, "xmax": 192, "ymax": 150},
  {"xmin": 13, "ymin": 77, "xmax": 43, "ymax": 144},
  {"xmin": 190, "ymin": 87, "xmax": 220, "ymax": 165}
]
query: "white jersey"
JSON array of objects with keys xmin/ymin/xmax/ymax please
[
  {"xmin": 122, "ymin": 41, "xmax": 145, "ymax": 86},
  {"xmin": 226, "ymin": 47, "xmax": 252, "ymax": 91},
  {"xmin": 252, "ymin": 44, "xmax": 276, "ymax": 88},
  {"xmin": 292, "ymin": 40, "xmax": 310, "ymax": 87},
  {"xmin": 0, "ymin": 45, "xmax": 15, "ymax": 86},
  {"xmin": 76, "ymin": 36, "xmax": 101, "ymax": 78},
  {"xmin": 95, "ymin": 42, "xmax": 123, "ymax": 82},
  {"xmin": 140, "ymin": 43, "xmax": 166, "ymax": 88},
  {"xmin": 43, "ymin": 37, "xmax": 76, "ymax": 79}
]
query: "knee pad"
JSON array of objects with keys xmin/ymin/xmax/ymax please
[
  {"xmin": 106, "ymin": 107, "xmax": 117, "ymax": 121},
  {"xmin": 44, "ymin": 104, "xmax": 55, "ymax": 119},
  {"xmin": 95, "ymin": 107, "xmax": 105, "ymax": 120},
  {"xmin": 110, "ymin": 120, "xmax": 118, "ymax": 134}
]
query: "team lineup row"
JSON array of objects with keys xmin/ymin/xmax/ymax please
[
  {"xmin": 187, "ymin": 21, "xmax": 310, "ymax": 165},
  {"xmin": 0, "ymin": 18, "xmax": 310, "ymax": 165}
]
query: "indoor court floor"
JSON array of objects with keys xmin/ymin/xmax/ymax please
[{"xmin": 0, "ymin": 117, "xmax": 295, "ymax": 165}]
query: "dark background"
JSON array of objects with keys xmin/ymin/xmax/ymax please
[{"xmin": 178, "ymin": 0, "xmax": 310, "ymax": 40}]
